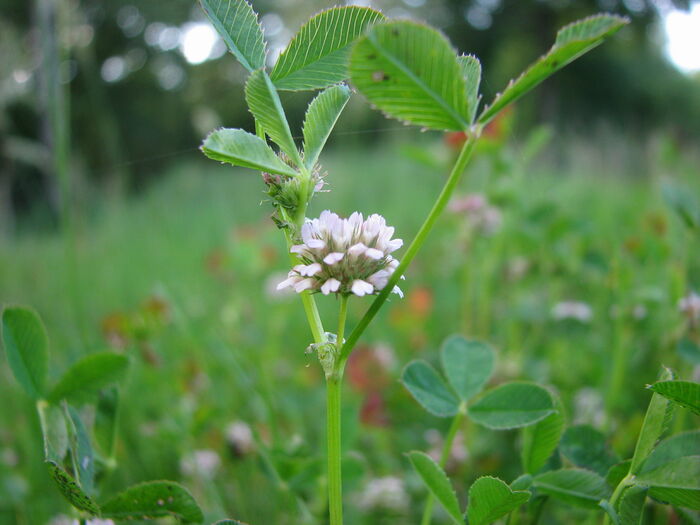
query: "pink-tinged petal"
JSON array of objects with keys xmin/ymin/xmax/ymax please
[
  {"xmin": 323, "ymin": 252, "xmax": 344, "ymax": 265},
  {"xmin": 277, "ymin": 276, "xmax": 300, "ymax": 290},
  {"xmin": 386, "ymin": 239, "xmax": 403, "ymax": 252},
  {"xmin": 348, "ymin": 243, "xmax": 368, "ymax": 257},
  {"xmin": 294, "ymin": 278, "xmax": 316, "ymax": 293},
  {"xmin": 301, "ymin": 222, "xmax": 314, "ymax": 244},
  {"xmin": 290, "ymin": 244, "xmax": 306, "ymax": 254},
  {"xmin": 351, "ymin": 280, "xmax": 374, "ymax": 297},
  {"xmin": 321, "ymin": 278, "xmax": 341, "ymax": 295},
  {"xmin": 300, "ymin": 263, "xmax": 322, "ymax": 276},
  {"xmin": 365, "ymin": 247, "xmax": 384, "ymax": 260},
  {"xmin": 368, "ymin": 270, "xmax": 390, "ymax": 290},
  {"xmin": 392, "ymin": 286, "xmax": 404, "ymax": 298},
  {"xmin": 306, "ymin": 238, "xmax": 326, "ymax": 249},
  {"xmin": 293, "ymin": 264, "xmax": 306, "ymax": 273}
]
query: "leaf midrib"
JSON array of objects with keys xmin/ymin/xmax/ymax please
[{"xmin": 365, "ymin": 30, "xmax": 468, "ymax": 131}]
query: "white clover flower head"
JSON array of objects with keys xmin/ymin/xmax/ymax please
[
  {"xmin": 226, "ymin": 420, "xmax": 255, "ymax": 456},
  {"xmin": 49, "ymin": 518, "xmax": 116, "ymax": 525},
  {"xmin": 573, "ymin": 387, "xmax": 605, "ymax": 427},
  {"xmin": 552, "ymin": 301, "xmax": 593, "ymax": 323},
  {"xmin": 679, "ymin": 291, "xmax": 700, "ymax": 320},
  {"xmin": 277, "ymin": 210, "xmax": 404, "ymax": 298},
  {"xmin": 180, "ymin": 449, "xmax": 221, "ymax": 479},
  {"xmin": 449, "ymin": 193, "xmax": 502, "ymax": 235},
  {"xmin": 357, "ymin": 476, "xmax": 408, "ymax": 512}
]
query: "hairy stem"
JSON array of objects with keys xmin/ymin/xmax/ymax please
[
  {"xmin": 327, "ymin": 295, "xmax": 348, "ymax": 525},
  {"xmin": 602, "ymin": 474, "xmax": 635, "ymax": 525},
  {"xmin": 421, "ymin": 407, "xmax": 465, "ymax": 525},
  {"xmin": 340, "ymin": 134, "xmax": 478, "ymax": 364},
  {"xmin": 326, "ymin": 377, "xmax": 343, "ymax": 524}
]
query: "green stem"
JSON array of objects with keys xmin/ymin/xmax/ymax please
[
  {"xmin": 340, "ymin": 134, "xmax": 478, "ymax": 364},
  {"xmin": 326, "ymin": 295, "xmax": 349, "ymax": 524},
  {"xmin": 421, "ymin": 407, "xmax": 465, "ymax": 525},
  {"xmin": 602, "ymin": 474, "xmax": 635, "ymax": 525},
  {"xmin": 326, "ymin": 380, "xmax": 343, "ymax": 524}
]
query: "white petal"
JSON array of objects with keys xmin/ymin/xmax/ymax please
[
  {"xmin": 368, "ymin": 270, "xmax": 390, "ymax": 290},
  {"xmin": 294, "ymin": 278, "xmax": 316, "ymax": 293},
  {"xmin": 277, "ymin": 276, "xmax": 300, "ymax": 290},
  {"xmin": 351, "ymin": 279, "xmax": 374, "ymax": 297},
  {"xmin": 321, "ymin": 278, "xmax": 341, "ymax": 295},
  {"xmin": 300, "ymin": 263, "xmax": 322, "ymax": 276},
  {"xmin": 386, "ymin": 239, "xmax": 403, "ymax": 253},
  {"xmin": 348, "ymin": 243, "xmax": 368, "ymax": 257},
  {"xmin": 323, "ymin": 252, "xmax": 344, "ymax": 265},
  {"xmin": 364, "ymin": 247, "xmax": 384, "ymax": 260},
  {"xmin": 290, "ymin": 244, "xmax": 306, "ymax": 254},
  {"xmin": 392, "ymin": 286, "xmax": 404, "ymax": 298},
  {"xmin": 306, "ymin": 238, "xmax": 326, "ymax": 249},
  {"xmin": 301, "ymin": 222, "xmax": 314, "ymax": 244}
]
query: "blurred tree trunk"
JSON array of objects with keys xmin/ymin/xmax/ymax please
[
  {"xmin": 0, "ymin": 156, "xmax": 15, "ymax": 238},
  {"xmin": 35, "ymin": 0, "xmax": 72, "ymax": 230}
]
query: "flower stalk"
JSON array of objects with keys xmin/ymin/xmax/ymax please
[
  {"xmin": 421, "ymin": 404, "xmax": 466, "ymax": 525},
  {"xmin": 339, "ymin": 131, "xmax": 479, "ymax": 366}
]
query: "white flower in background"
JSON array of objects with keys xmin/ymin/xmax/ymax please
[
  {"xmin": 449, "ymin": 193, "xmax": 502, "ymax": 235},
  {"xmin": 49, "ymin": 518, "xmax": 115, "ymax": 525},
  {"xmin": 552, "ymin": 301, "xmax": 593, "ymax": 323},
  {"xmin": 357, "ymin": 476, "xmax": 408, "ymax": 512},
  {"xmin": 679, "ymin": 291, "xmax": 700, "ymax": 320},
  {"xmin": 573, "ymin": 387, "xmax": 605, "ymax": 427},
  {"xmin": 180, "ymin": 449, "xmax": 221, "ymax": 479},
  {"xmin": 425, "ymin": 429, "xmax": 468, "ymax": 468},
  {"xmin": 277, "ymin": 211, "xmax": 404, "ymax": 298},
  {"xmin": 1, "ymin": 447, "xmax": 18, "ymax": 467},
  {"xmin": 373, "ymin": 343, "xmax": 397, "ymax": 371},
  {"xmin": 633, "ymin": 304, "xmax": 648, "ymax": 320},
  {"xmin": 226, "ymin": 420, "xmax": 255, "ymax": 456},
  {"xmin": 507, "ymin": 256, "xmax": 530, "ymax": 281}
]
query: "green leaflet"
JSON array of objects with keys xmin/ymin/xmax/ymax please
[
  {"xmin": 66, "ymin": 406, "xmax": 95, "ymax": 495},
  {"xmin": 467, "ymin": 476, "xmax": 530, "ymax": 525},
  {"xmin": 46, "ymin": 461, "xmax": 100, "ymax": 515},
  {"xmin": 521, "ymin": 396, "xmax": 565, "ymax": 474},
  {"xmin": 560, "ymin": 424, "xmax": 618, "ymax": 476},
  {"xmin": 201, "ymin": 128, "xmax": 299, "ymax": 177},
  {"xmin": 271, "ymin": 7, "xmax": 384, "ymax": 91},
  {"xmin": 440, "ymin": 335, "xmax": 494, "ymax": 402},
  {"xmin": 468, "ymin": 382, "xmax": 554, "ymax": 430},
  {"xmin": 37, "ymin": 401, "xmax": 68, "ymax": 463},
  {"xmin": 245, "ymin": 69, "xmax": 303, "ymax": 166},
  {"xmin": 618, "ymin": 485, "xmax": 647, "ymax": 525},
  {"xmin": 100, "ymin": 481, "xmax": 204, "ymax": 523},
  {"xmin": 48, "ymin": 352, "xmax": 129, "ymax": 404},
  {"xmin": 457, "ymin": 55, "xmax": 482, "ymax": 123},
  {"xmin": 401, "ymin": 360, "xmax": 460, "ymax": 417},
  {"xmin": 1, "ymin": 306, "xmax": 49, "ymax": 399},
  {"xmin": 636, "ymin": 456, "xmax": 700, "ymax": 510},
  {"xmin": 648, "ymin": 380, "xmax": 700, "ymax": 416},
  {"xmin": 407, "ymin": 451, "xmax": 463, "ymax": 524},
  {"xmin": 349, "ymin": 20, "xmax": 471, "ymax": 131},
  {"xmin": 302, "ymin": 85, "xmax": 351, "ymax": 169},
  {"xmin": 639, "ymin": 430, "xmax": 700, "ymax": 474},
  {"xmin": 533, "ymin": 468, "xmax": 610, "ymax": 509},
  {"xmin": 629, "ymin": 367, "xmax": 675, "ymax": 475},
  {"xmin": 200, "ymin": 0, "xmax": 265, "ymax": 72},
  {"xmin": 478, "ymin": 14, "xmax": 629, "ymax": 125}
]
